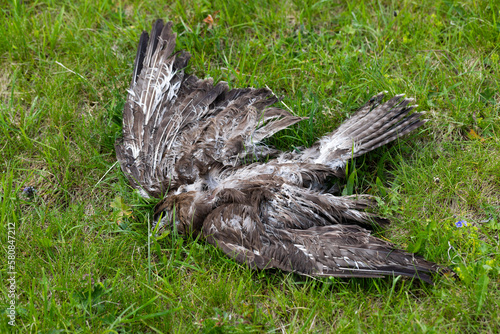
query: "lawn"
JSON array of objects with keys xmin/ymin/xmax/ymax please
[{"xmin": 1, "ymin": 0, "xmax": 499, "ymax": 332}]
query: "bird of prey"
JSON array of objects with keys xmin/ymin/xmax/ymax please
[{"xmin": 115, "ymin": 20, "xmax": 446, "ymax": 284}]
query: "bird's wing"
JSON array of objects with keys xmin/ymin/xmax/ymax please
[
  {"xmin": 115, "ymin": 20, "xmax": 304, "ymax": 197},
  {"xmin": 293, "ymin": 92, "xmax": 427, "ymax": 170},
  {"xmin": 209, "ymin": 92, "xmax": 427, "ymax": 193},
  {"xmin": 208, "ymin": 174, "xmax": 388, "ymax": 229},
  {"xmin": 202, "ymin": 203, "xmax": 444, "ymax": 284}
]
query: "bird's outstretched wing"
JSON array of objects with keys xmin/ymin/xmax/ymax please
[
  {"xmin": 202, "ymin": 203, "xmax": 443, "ymax": 284},
  {"xmin": 212, "ymin": 91, "xmax": 428, "ymax": 193},
  {"xmin": 290, "ymin": 92, "xmax": 427, "ymax": 170},
  {"xmin": 115, "ymin": 20, "xmax": 304, "ymax": 197}
]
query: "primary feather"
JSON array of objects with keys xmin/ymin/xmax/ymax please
[{"xmin": 116, "ymin": 20, "xmax": 448, "ymax": 284}]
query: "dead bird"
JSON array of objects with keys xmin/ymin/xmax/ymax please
[{"xmin": 115, "ymin": 20, "xmax": 447, "ymax": 284}]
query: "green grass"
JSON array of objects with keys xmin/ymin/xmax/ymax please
[{"xmin": 1, "ymin": 0, "xmax": 499, "ymax": 332}]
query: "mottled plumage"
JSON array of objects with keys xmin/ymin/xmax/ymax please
[{"xmin": 115, "ymin": 20, "xmax": 448, "ymax": 284}]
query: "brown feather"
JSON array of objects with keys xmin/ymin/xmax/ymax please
[
  {"xmin": 203, "ymin": 204, "xmax": 446, "ymax": 284},
  {"xmin": 116, "ymin": 20, "xmax": 449, "ymax": 284}
]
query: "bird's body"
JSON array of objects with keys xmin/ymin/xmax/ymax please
[{"xmin": 115, "ymin": 20, "xmax": 446, "ymax": 284}]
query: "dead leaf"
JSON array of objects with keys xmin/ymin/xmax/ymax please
[
  {"xmin": 203, "ymin": 14, "xmax": 214, "ymax": 29},
  {"xmin": 467, "ymin": 129, "xmax": 485, "ymax": 142},
  {"xmin": 203, "ymin": 11, "xmax": 220, "ymax": 29}
]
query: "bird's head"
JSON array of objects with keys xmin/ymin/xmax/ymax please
[{"xmin": 153, "ymin": 190, "xmax": 210, "ymax": 237}]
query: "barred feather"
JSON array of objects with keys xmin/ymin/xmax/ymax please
[
  {"xmin": 294, "ymin": 92, "xmax": 426, "ymax": 170},
  {"xmin": 116, "ymin": 20, "xmax": 449, "ymax": 284}
]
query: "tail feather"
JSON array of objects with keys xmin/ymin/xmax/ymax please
[
  {"xmin": 349, "ymin": 96, "xmax": 413, "ymax": 140},
  {"xmin": 293, "ymin": 92, "xmax": 426, "ymax": 170},
  {"xmin": 357, "ymin": 116, "xmax": 426, "ymax": 156}
]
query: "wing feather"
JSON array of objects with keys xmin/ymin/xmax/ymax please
[
  {"xmin": 203, "ymin": 204, "xmax": 445, "ymax": 284},
  {"xmin": 116, "ymin": 20, "xmax": 303, "ymax": 196}
]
